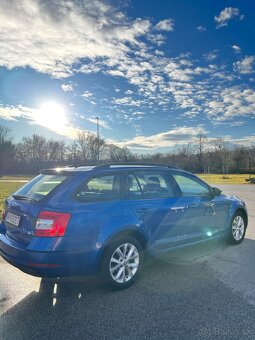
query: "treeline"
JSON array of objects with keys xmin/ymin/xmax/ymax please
[{"xmin": 0, "ymin": 125, "xmax": 255, "ymax": 175}]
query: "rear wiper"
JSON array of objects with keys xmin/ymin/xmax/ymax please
[{"xmin": 12, "ymin": 195, "xmax": 36, "ymax": 202}]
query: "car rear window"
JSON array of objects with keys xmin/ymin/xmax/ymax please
[{"xmin": 13, "ymin": 174, "xmax": 67, "ymax": 201}]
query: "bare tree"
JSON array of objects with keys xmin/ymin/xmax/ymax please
[
  {"xmin": 76, "ymin": 131, "xmax": 105, "ymax": 163},
  {"xmin": 211, "ymin": 137, "xmax": 229, "ymax": 173},
  {"xmin": 195, "ymin": 131, "xmax": 207, "ymax": 172},
  {"xmin": 0, "ymin": 125, "xmax": 14, "ymax": 176}
]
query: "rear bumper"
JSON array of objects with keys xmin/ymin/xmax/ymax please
[{"xmin": 0, "ymin": 232, "xmax": 99, "ymax": 277}]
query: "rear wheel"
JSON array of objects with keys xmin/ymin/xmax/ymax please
[
  {"xmin": 226, "ymin": 212, "xmax": 247, "ymax": 245},
  {"xmin": 100, "ymin": 236, "xmax": 143, "ymax": 290}
]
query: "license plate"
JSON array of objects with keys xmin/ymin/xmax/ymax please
[{"xmin": 5, "ymin": 212, "xmax": 21, "ymax": 227}]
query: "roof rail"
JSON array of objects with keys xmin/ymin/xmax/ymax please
[{"xmin": 93, "ymin": 163, "xmax": 177, "ymax": 170}]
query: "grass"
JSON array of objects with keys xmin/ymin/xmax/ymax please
[
  {"xmin": 0, "ymin": 176, "xmax": 31, "ymax": 213},
  {"xmin": 0, "ymin": 182, "xmax": 27, "ymax": 213},
  {"xmin": 0, "ymin": 175, "xmax": 33, "ymax": 181},
  {"xmin": 197, "ymin": 173, "xmax": 252, "ymax": 184}
]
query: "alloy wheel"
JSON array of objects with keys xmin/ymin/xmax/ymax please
[{"xmin": 109, "ymin": 243, "xmax": 140, "ymax": 284}]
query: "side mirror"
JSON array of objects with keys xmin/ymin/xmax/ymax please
[{"xmin": 211, "ymin": 187, "xmax": 222, "ymax": 196}]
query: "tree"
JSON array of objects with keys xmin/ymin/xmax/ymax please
[
  {"xmin": 76, "ymin": 131, "xmax": 105, "ymax": 163},
  {"xmin": 0, "ymin": 125, "xmax": 14, "ymax": 176},
  {"xmin": 211, "ymin": 137, "xmax": 229, "ymax": 173},
  {"xmin": 195, "ymin": 131, "xmax": 207, "ymax": 172}
]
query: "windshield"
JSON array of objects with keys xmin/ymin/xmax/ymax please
[{"xmin": 13, "ymin": 174, "xmax": 67, "ymax": 201}]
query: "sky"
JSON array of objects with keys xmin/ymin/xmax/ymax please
[{"xmin": 0, "ymin": 0, "xmax": 255, "ymax": 152}]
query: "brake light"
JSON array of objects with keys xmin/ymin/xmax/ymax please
[{"xmin": 35, "ymin": 211, "xmax": 71, "ymax": 237}]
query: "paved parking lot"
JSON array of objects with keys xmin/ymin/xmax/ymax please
[{"xmin": 0, "ymin": 184, "xmax": 255, "ymax": 339}]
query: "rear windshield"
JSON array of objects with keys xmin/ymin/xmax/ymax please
[{"xmin": 13, "ymin": 174, "xmax": 67, "ymax": 201}]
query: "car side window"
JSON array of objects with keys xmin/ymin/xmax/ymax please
[
  {"xmin": 173, "ymin": 173, "xmax": 211, "ymax": 196},
  {"xmin": 75, "ymin": 174, "xmax": 120, "ymax": 202},
  {"xmin": 127, "ymin": 171, "xmax": 174, "ymax": 199}
]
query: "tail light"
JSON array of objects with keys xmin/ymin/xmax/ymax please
[{"xmin": 35, "ymin": 211, "xmax": 71, "ymax": 237}]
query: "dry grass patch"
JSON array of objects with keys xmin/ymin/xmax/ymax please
[{"xmin": 197, "ymin": 174, "xmax": 252, "ymax": 184}]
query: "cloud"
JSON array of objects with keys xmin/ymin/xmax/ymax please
[
  {"xmin": 197, "ymin": 26, "xmax": 207, "ymax": 32},
  {"xmin": 0, "ymin": 0, "xmax": 150, "ymax": 78},
  {"xmin": 215, "ymin": 7, "xmax": 241, "ymax": 28},
  {"xmin": 113, "ymin": 97, "xmax": 144, "ymax": 107},
  {"xmin": 203, "ymin": 50, "xmax": 218, "ymax": 61},
  {"xmin": 155, "ymin": 19, "xmax": 174, "ymax": 32},
  {"xmin": 107, "ymin": 70, "xmax": 126, "ymax": 77},
  {"xmin": 165, "ymin": 62, "xmax": 192, "ymax": 82},
  {"xmin": 87, "ymin": 117, "xmax": 111, "ymax": 130},
  {"xmin": 234, "ymin": 56, "xmax": 255, "ymax": 74},
  {"xmin": 61, "ymin": 84, "xmax": 74, "ymax": 92},
  {"xmin": 81, "ymin": 91, "xmax": 93, "ymax": 98},
  {"xmin": 231, "ymin": 45, "xmax": 241, "ymax": 53},
  {"xmin": 0, "ymin": 103, "xmax": 83, "ymax": 138},
  {"xmin": 114, "ymin": 127, "xmax": 207, "ymax": 149},
  {"xmin": 205, "ymin": 87, "xmax": 255, "ymax": 120}
]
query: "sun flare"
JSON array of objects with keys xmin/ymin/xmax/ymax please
[{"xmin": 37, "ymin": 101, "xmax": 68, "ymax": 132}]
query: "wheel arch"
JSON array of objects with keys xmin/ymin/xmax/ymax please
[
  {"xmin": 97, "ymin": 228, "xmax": 148, "ymax": 273},
  {"xmin": 234, "ymin": 208, "xmax": 248, "ymax": 227}
]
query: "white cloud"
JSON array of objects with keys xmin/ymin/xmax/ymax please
[
  {"xmin": 113, "ymin": 97, "xmax": 144, "ymax": 107},
  {"xmin": 215, "ymin": 7, "xmax": 241, "ymax": 28},
  {"xmin": 125, "ymin": 90, "xmax": 134, "ymax": 95},
  {"xmin": 234, "ymin": 56, "xmax": 255, "ymax": 74},
  {"xmin": 165, "ymin": 62, "xmax": 192, "ymax": 82},
  {"xmin": 155, "ymin": 19, "xmax": 174, "ymax": 32},
  {"xmin": 231, "ymin": 45, "xmax": 241, "ymax": 53},
  {"xmin": 107, "ymin": 70, "xmax": 126, "ymax": 77},
  {"xmin": 197, "ymin": 26, "xmax": 207, "ymax": 32},
  {"xmin": 81, "ymin": 91, "xmax": 93, "ymax": 98},
  {"xmin": 87, "ymin": 117, "xmax": 111, "ymax": 130},
  {"xmin": 61, "ymin": 84, "xmax": 74, "ymax": 92},
  {"xmin": 203, "ymin": 50, "xmax": 218, "ymax": 61},
  {"xmin": 114, "ymin": 126, "xmax": 207, "ymax": 149},
  {"xmin": 205, "ymin": 87, "xmax": 255, "ymax": 120},
  {"xmin": 0, "ymin": 0, "xmax": 150, "ymax": 78}
]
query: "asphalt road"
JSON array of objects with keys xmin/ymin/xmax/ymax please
[{"xmin": 1, "ymin": 184, "xmax": 255, "ymax": 340}]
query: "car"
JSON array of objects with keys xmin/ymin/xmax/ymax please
[{"xmin": 0, "ymin": 164, "xmax": 248, "ymax": 289}]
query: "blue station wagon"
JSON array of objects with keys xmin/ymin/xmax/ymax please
[{"xmin": 0, "ymin": 164, "xmax": 248, "ymax": 289}]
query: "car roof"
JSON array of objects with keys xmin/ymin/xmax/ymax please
[{"xmin": 40, "ymin": 163, "xmax": 180, "ymax": 175}]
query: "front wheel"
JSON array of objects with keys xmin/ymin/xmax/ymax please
[
  {"xmin": 226, "ymin": 212, "xmax": 247, "ymax": 245},
  {"xmin": 100, "ymin": 236, "xmax": 143, "ymax": 290}
]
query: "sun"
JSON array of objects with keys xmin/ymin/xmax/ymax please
[{"xmin": 37, "ymin": 101, "xmax": 68, "ymax": 132}]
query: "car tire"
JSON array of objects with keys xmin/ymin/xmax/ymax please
[
  {"xmin": 100, "ymin": 236, "xmax": 143, "ymax": 290},
  {"xmin": 226, "ymin": 211, "xmax": 247, "ymax": 245}
]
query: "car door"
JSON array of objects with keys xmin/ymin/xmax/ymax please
[
  {"xmin": 170, "ymin": 171, "xmax": 220, "ymax": 242},
  {"xmin": 123, "ymin": 170, "xmax": 190, "ymax": 253}
]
